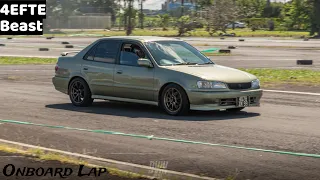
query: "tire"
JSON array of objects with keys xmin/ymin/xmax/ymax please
[
  {"xmin": 226, "ymin": 107, "xmax": 245, "ymax": 112},
  {"xmin": 69, "ymin": 78, "xmax": 93, "ymax": 107},
  {"xmin": 160, "ymin": 84, "xmax": 190, "ymax": 116}
]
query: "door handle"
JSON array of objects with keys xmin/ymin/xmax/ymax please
[{"xmin": 116, "ymin": 70, "xmax": 123, "ymax": 74}]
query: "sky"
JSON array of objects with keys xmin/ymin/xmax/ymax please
[{"xmin": 136, "ymin": 0, "xmax": 290, "ymax": 10}]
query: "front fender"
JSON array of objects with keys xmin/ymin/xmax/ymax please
[{"xmin": 154, "ymin": 68, "xmax": 199, "ymax": 102}]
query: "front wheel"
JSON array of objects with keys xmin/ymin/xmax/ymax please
[
  {"xmin": 160, "ymin": 84, "xmax": 190, "ymax": 116},
  {"xmin": 69, "ymin": 78, "xmax": 93, "ymax": 107}
]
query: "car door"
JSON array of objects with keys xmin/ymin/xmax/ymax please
[
  {"xmin": 81, "ymin": 40, "xmax": 121, "ymax": 96},
  {"xmin": 113, "ymin": 41, "xmax": 155, "ymax": 101}
]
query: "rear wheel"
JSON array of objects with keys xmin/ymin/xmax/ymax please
[
  {"xmin": 226, "ymin": 107, "xmax": 245, "ymax": 112},
  {"xmin": 161, "ymin": 84, "xmax": 189, "ymax": 116},
  {"xmin": 69, "ymin": 78, "xmax": 93, "ymax": 107}
]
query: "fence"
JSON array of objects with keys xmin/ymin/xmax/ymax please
[{"xmin": 44, "ymin": 15, "xmax": 112, "ymax": 29}]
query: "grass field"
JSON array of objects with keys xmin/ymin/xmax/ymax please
[
  {"xmin": 242, "ymin": 68, "xmax": 320, "ymax": 86},
  {"xmin": 0, "ymin": 56, "xmax": 57, "ymax": 65},
  {"xmin": 1, "ymin": 57, "xmax": 319, "ymax": 87},
  {"xmin": 39, "ymin": 28, "xmax": 310, "ymax": 38}
]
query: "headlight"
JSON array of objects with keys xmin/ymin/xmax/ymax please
[
  {"xmin": 197, "ymin": 81, "xmax": 227, "ymax": 89},
  {"xmin": 252, "ymin": 79, "xmax": 260, "ymax": 89}
]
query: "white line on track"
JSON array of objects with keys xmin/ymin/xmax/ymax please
[{"xmin": 264, "ymin": 89, "xmax": 320, "ymax": 96}]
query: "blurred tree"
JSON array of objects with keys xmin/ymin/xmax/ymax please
[
  {"xmin": 263, "ymin": 1, "xmax": 283, "ymax": 18},
  {"xmin": 282, "ymin": 0, "xmax": 311, "ymax": 30},
  {"xmin": 181, "ymin": 0, "xmax": 184, "ymax": 17},
  {"xmin": 47, "ymin": 0, "xmax": 80, "ymax": 19},
  {"xmin": 263, "ymin": 0, "xmax": 272, "ymax": 17},
  {"xmin": 237, "ymin": 0, "xmax": 259, "ymax": 18},
  {"xmin": 159, "ymin": 14, "xmax": 171, "ymax": 31},
  {"xmin": 176, "ymin": 15, "xmax": 196, "ymax": 36},
  {"xmin": 310, "ymin": 0, "xmax": 320, "ymax": 36},
  {"xmin": 206, "ymin": 0, "xmax": 239, "ymax": 35},
  {"xmin": 236, "ymin": 0, "xmax": 266, "ymax": 18},
  {"xmin": 123, "ymin": 0, "xmax": 128, "ymax": 30},
  {"xmin": 197, "ymin": 0, "xmax": 213, "ymax": 8},
  {"xmin": 125, "ymin": 0, "xmax": 135, "ymax": 35},
  {"xmin": 139, "ymin": 0, "xmax": 145, "ymax": 29},
  {"xmin": 281, "ymin": 0, "xmax": 319, "ymax": 36}
]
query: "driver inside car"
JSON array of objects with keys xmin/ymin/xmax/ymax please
[{"xmin": 132, "ymin": 46, "xmax": 145, "ymax": 59}]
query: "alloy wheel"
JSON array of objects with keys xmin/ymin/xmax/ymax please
[
  {"xmin": 164, "ymin": 88, "xmax": 182, "ymax": 113},
  {"xmin": 70, "ymin": 81, "xmax": 85, "ymax": 104}
]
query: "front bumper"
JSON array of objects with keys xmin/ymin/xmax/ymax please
[{"xmin": 187, "ymin": 89, "xmax": 263, "ymax": 111}]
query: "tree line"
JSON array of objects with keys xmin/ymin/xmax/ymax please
[{"xmin": 46, "ymin": 0, "xmax": 320, "ymax": 37}]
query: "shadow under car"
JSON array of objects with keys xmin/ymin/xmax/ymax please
[{"xmin": 45, "ymin": 101, "xmax": 260, "ymax": 121}]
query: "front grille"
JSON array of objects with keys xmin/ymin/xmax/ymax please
[
  {"xmin": 220, "ymin": 98, "xmax": 237, "ymax": 106},
  {"xmin": 227, "ymin": 82, "xmax": 251, "ymax": 90}
]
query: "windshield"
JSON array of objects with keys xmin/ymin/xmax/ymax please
[{"xmin": 145, "ymin": 41, "xmax": 213, "ymax": 66}]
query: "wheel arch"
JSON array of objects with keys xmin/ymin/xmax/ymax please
[
  {"xmin": 158, "ymin": 82, "xmax": 190, "ymax": 104},
  {"xmin": 67, "ymin": 76, "xmax": 92, "ymax": 95}
]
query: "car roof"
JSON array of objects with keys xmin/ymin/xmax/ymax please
[{"xmin": 99, "ymin": 36, "xmax": 182, "ymax": 42}]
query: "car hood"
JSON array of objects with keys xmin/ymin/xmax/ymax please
[{"xmin": 163, "ymin": 64, "xmax": 257, "ymax": 83}]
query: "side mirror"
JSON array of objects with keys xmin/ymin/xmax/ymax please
[{"xmin": 138, "ymin": 58, "xmax": 153, "ymax": 68}]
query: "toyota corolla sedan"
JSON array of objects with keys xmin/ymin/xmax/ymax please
[{"xmin": 52, "ymin": 36, "xmax": 262, "ymax": 116}]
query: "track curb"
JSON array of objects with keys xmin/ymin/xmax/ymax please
[{"xmin": 0, "ymin": 139, "xmax": 218, "ymax": 180}]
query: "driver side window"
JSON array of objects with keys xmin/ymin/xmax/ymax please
[{"xmin": 120, "ymin": 43, "xmax": 146, "ymax": 67}]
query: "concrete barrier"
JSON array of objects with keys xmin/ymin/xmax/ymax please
[{"xmin": 297, "ymin": 60, "xmax": 313, "ymax": 65}]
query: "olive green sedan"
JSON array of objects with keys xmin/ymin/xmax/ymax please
[{"xmin": 52, "ymin": 36, "xmax": 262, "ymax": 116}]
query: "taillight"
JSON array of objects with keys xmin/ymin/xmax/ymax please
[{"xmin": 55, "ymin": 65, "xmax": 59, "ymax": 72}]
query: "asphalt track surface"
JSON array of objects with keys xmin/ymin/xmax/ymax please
[
  {"xmin": 0, "ymin": 37, "xmax": 320, "ymax": 179},
  {"xmin": 1, "ymin": 37, "xmax": 320, "ymax": 69},
  {"xmin": 0, "ymin": 64, "xmax": 320, "ymax": 180}
]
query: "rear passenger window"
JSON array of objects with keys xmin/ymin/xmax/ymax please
[{"xmin": 93, "ymin": 41, "xmax": 120, "ymax": 63}]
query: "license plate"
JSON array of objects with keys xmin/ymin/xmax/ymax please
[{"xmin": 238, "ymin": 96, "xmax": 249, "ymax": 107}]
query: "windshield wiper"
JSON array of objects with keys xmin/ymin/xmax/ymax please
[
  {"xmin": 174, "ymin": 62, "xmax": 198, "ymax": 65},
  {"xmin": 198, "ymin": 62, "xmax": 214, "ymax": 65}
]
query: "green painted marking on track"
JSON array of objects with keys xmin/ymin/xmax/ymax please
[
  {"xmin": 201, "ymin": 48, "xmax": 220, "ymax": 53},
  {"xmin": 0, "ymin": 119, "xmax": 319, "ymax": 159}
]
